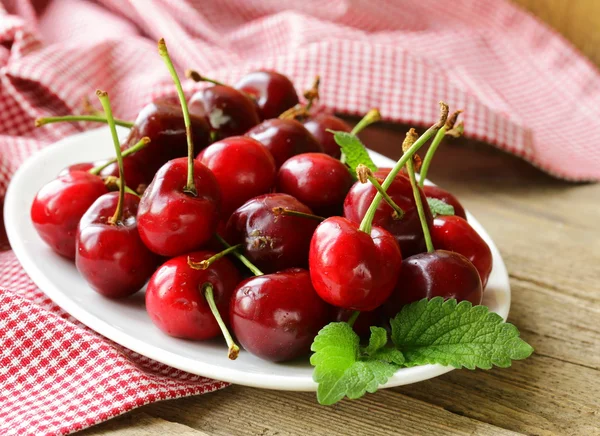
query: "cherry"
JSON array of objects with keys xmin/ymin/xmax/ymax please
[
  {"xmin": 431, "ymin": 215, "xmax": 493, "ymax": 287},
  {"xmin": 276, "ymin": 153, "xmax": 353, "ymax": 217},
  {"xmin": 423, "ymin": 185, "xmax": 467, "ymax": 220},
  {"xmin": 31, "ymin": 171, "xmax": 108, "ymax": 259},
  {"xmin": 303, "ymin": 113, "xmax": 351, "ymax": 159},
  {"xmin": 76, "ymin": 90, "xmax": 159, "ymax": 298},
  {"xmin": 235, "ymin": 71, "xmax": 299, "ymax": 120},
  {"xmin": 197, "ymin": 136, "xmax": 276, "ymax": 217},
  {"xmin": 146, "ymin": 249, "xmax": 242, "ymax": 358},
  {"xmin": 137, "ymin": 40, "xmax": 222, "ymax": 257},
  {"xmin": 230, "ymin": 268, "xmax": 330, "ymax": 362},
  {"xmin": 309, "ymin": 216, "xmax": 401, "ymax": 311},
  {"xmin": 246, "ymin": 118, "xmax": 324, "ymax": 168},
  {"xmin": 333, "ymin": 308, "xmax": 382, "ymax": 338},
  {"xmin": 59, "ymin": 162, "xmax": 94, "ymax": 175},
  {"xmin": 225, "ymin": 193, "xmax": 319, "ymax": 273}
]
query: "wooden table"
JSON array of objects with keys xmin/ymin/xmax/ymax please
[{"xmin": 81, "ymin": 2, "xmax": 600, "ymax": 435}]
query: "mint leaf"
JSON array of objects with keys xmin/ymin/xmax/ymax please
[
  {"xmin": 390, "ymin": 298, "xmax": 534, "ymax": 370},
  {"xmin": 329, "ymin": 130, "xmax": 378, "ymax": 173},
  {"xmin": 311, "ymin": 323, "xmax": 403, "ymax": 405},
  {"xmin": 427, "ymin": 197, "xmax": 455, "ymax": 217}
]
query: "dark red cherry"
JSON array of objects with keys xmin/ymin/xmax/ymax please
[
  {"xmin": 96, "ymin": 158, "xmax": 147, "ymax": 193},
  {"xmin": 431, "ymin": 215, "xmax": 493, "ymax": 288},
  {"xmin": 383, "ymin": 250, "xmax": 483, "ymax": 318},
  {"xmin": 344, "ymin": 170, "xmax": 432, "ymax": 257},
  {"xmin": 121, "ymin": 101, "xmax": 211, "ymax": 180},
  {"xmin": 59, "ymin": 162, "xmax": 94, "ymax": 175},
  {"xmin": 225, "ymin": 193, "xmax": 319, "ymax": 273},
  {"xmin": 197, "ymin": 136, "xmax": 276, "ymax": 217},
  {"xmin": 146, "ymin": 251, "xmax": 242, "ymax": 340},
  {"xmin": 235, "ymin": 71, "xmax": 299, "ymax": 120},
  {"xmin": 309, "ymin": 216, "xmax": 402, "ymax": 311},
  {"xmin": 137, "ymin": 158, "xmax": 221, "ymax": 257},
  {"xmin": 423, "ymin": 185, "xmax": 467, "ymax": 220},
  {"xmin": 76, "ymin": 192, "xmax": 159, "ymax": 298},
  {"xmin": 333, "ymin": 308, "xmax": 381, "ymax": 338},
  {"xmin": 31, "ymin": 171, "xmax": 108, "ymax": 259},
  {"xmin": 246, "ymin": 118, "xmax": 324, "ymax": 168},
  {"xmin": 303, "ymin": 113, "xmax": 351, "ymax": 159},
  {"xmin": 230, "ymin": 268, "xmax": 330, "ymax": 362},
  {"xmin": 189, "ymin": 85, "xmax": 260, "ymax": 139},
  {"xmin": 276, "ymin": 153, "xmax": 353, "ymax": 217}
]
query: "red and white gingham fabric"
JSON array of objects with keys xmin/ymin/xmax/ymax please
[{"xmin": 1, "ymin": 0, "xmax": 600, "ymax": 434}]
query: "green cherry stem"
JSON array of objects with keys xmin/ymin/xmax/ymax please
[
  {"xmin": 403, "ymin": 129, "xmax": 434, "ymax": 253},
  {"xmin": 215, "ymin": 234, "xmax": 264, "ymax": 276},
  {"xmin": 104, "ymin": 176, "xmax": 140, "ymax": 198},
  {"xmin": 347, "ymin": 310, "xmax": 360, "ymax": 328},
  {"xmin": 89, "ymin": 137, "xmax": 151, "ymax": 175},
  {"xmin": 419, "ymin": 110, "xmax": 462, "ymax": 187},
  {"xmin": 35, "ymin": 115, "xmax": 134, "ymax": 128},
  {"xmin": 358, "ymin": 102, "xmax": 449, "ymax": 234},
  {"xmin": 203, "ymin": 282, "xmax": 240, "ymax": 360},
  {"xmin": 185, "ymin": 69, "xmax": 227, "ymax": 87},
  {"xmin": 187, "ymin": 244, "xmax": 243, "ymax": 270},
  {"xmin": 272, "ymin": 207, "xmax": 325, "ymax": 222},
  {"xmin": 340, "ymin": 108, "xmax": 382, "ymax": 164},
  {"xmin": 158, "ymin": 38, "xmax": 197, "ymax": 196},
  {"xmin": 356, "ymin": 164, "xmax": 404, "ymax": 220},
  {"xmin": 96, "ymin": 90, "xmax": 126, "ymax": 225}
]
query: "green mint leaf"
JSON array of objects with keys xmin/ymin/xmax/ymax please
[
  {"xmin": 311, "ymin": 323, "xmax": 403, "ymax": 405},
  {"xmin": 390, "ymin": 298, "xmax": 534, "ymax": 370},
  {"xmin": 328, "ymin": 130, "xmax": 378, "ymax": 174},
  {"xmin": 427, "ymin": 197, "xmax": 455, "ymax": 217}
]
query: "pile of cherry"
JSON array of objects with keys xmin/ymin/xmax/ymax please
[{"xmin": 30, "ymin": 39, "xmax": 492, "ymax": 363}]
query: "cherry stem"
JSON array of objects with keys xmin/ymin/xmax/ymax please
[
  {"xmin": 104, "ymin": 176, "xmax": 140, "ymax": 198},
  {"xmin": 185, "ymin": 69, "xmax": 226, "ymax": 87},
  {"xmin": 96, "ymin": 90, "xmax": 126, "ymax": 225},
  {"xmin": 187, "ymin": 244, "xmax": 242, "ymax": 270},
  {"xmin": 403, "ymin": 130, "xmax": 434, "ymax": 253},
  {"xmin": 35, "ymin": 115, "xmax": 134, "ymax": 129},
  {"xmin": 272, "ymin": 207, "xmax": 325, "ymax": 222},
  {"xmin": 340, "ymin": 109, "xmax": 381, "ymax": 165},
  {"xmin": 419, "ymin": 110, "xmax": 462, "ymax": 187},
  {"xmin": 358, "ymin": 102, "xmax": 449, "ymax": 234},
  {"xmin": 203, "ymin": 282, "xmax": 240, "ymax": 360},
  {"xmin": 82, "ymin": 96, "xmax": 103, "ymax": 116},
  {"xmin": 215, "ymin": 234, "xmax": 264, "ymax": 276},
  {"xmin": 89, "ymin": 137, "xmax": 150, "ymax": 175},
  {"xmin": 303, "ymin": 75, "xmax": 320, "ymax": 114},
  {"xmin": 158, "ymin": 39, "xmax": 197, "ymax": 196},
  {"xmin": 356, "ymin": 165, "xmax": 404, "ymax": 220},
  {"xmin": 347, "ymin": 310, "xmax": 360, "ymax": 328}
]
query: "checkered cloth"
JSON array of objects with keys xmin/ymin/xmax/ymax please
[{"xmin": 1, "ymin": 0, "xmax": 600, "ymax": 434}]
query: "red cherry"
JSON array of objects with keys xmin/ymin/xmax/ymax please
[
  {"xmin": 76, "ymin": 192, "xmax": 159, "ymax": 297},
  {"xmin": 235, "ymin": 71, "xmax": 299, "ymax": 120},
  {"xmin": 423, "ymin": 185, "xmax": 467, "ymax": 220},
  {"xmin": 333, "ymin": 308, "xmax": 381, "ymax": 338},
  {"xmin": 344, "ymin": 170, "xmax": 432, "ymax": 257},
  {"xmin": 59, "ymin": 162, "xmax": 94, "ymax": 175},
  {"xmin": 230, "ymin": 268, "xmax": 330, "ymax": 362},
  {"xmin": 137, "ymin": 158, "xmax": 221, "ymax": 256},
  {"xmin": 246, "ymin": 118, "xmax": 324, "ymax": 168},
  {"xmin": 225, "ymin": 193, "xmax": 319, "ymax": 273},
  {"xmin": 146, "ymin": 251, "xmax": 242, "ymax": 340},
  {"xmin": 31, "ymin": 171, "xmax": 108, "ymax": 259},
  {"xmin": 303, "ymin": 113, "xmax": 351, "ymax": 159},
  {"xmin": 431, "ymin": 215, "xmax": 493, "ymax": 287},
  {"xmin": 96, "ymin": 158, "xmax": 147, "ymax": 193},
  {"xmin": 309, "ymin": 216, "xmax": 402, "ymax": 311},
  {"xmin": 189, "ymin": 85, "xmax": 260, "ymax": 139},
  {"xmin": 383, "ymin": 250, "xmax": 483, "ymax": 317},
  {"xmin": 197, "ymin": 136, "xmax": 276, "ymax": 217},
  {"xmin": 276, "ymin": 153, "xmax": 353, "ymax": 217}
]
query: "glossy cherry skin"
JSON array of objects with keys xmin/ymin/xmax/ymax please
[
  {"xmin": 309, "ymin": 216, "xmax": 402, "ymax": 311},
  {"xmin": 383, "ymin": 250, "xmax": 483, "ymax": 318},
  {"xmin": 137, "ymin": 158, "xmax": 221, "ymax": 257},
  {"xmin": 189, "ymin": 85, "xmax": 260, "ymax": 139},
  {"xmin": 146, "ymin": 251, "xmax": 242, "ymax": 340},
  {"xmin": 31, "ymin": 171, "xmax": 108, "ymax": 259},
  {"xmin": 344, "ymin": 170, "xmax": 433, "ymax": 257},
  {"xmin": 197, "ymin": 136, "xmax": 276, "ymax": 217},
  {"xmin": 431, "ymin": 215, "xmax": 493, "ymax": 288},
  {"xmin": 230, "ymin": 268, "xmax": 330, "ymax": 362},
  {"xmin": 303, "ymin": 113, "xmax": 351, "ymax": 159},
  {"xmin": 423, "ymin": 185, "xmax": 467, "ymax": 220},
  {"xmin": 59, "ymin": 162, "xmax": 94, "ymax": 175},
  {"xmin": 225, "ymin": 193, "xmax": 319, "ymax": 273},
  {"xmin": 76, "ymin": 192, "xmax": 159, "ymax": 298},
  {"xmin": 246, "ymin": 118, "xmax": 324, "ymax": 168},
  {"xmin": 235, "ymin": 71, "xmax": 299, "ymax": 120},
  {"xmin": 276, "ymin": 153, "xmax": 353, "ymax": 217},
  {"xmin": 122, "ymin": 101, "xmax": 211, "ymax": 180}
]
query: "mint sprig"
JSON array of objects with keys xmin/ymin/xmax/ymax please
[
  {"xmin": 427, "ymin": 197, "xmax": 455, "ymax": 217},
  {"xmin": 310, "ymin": 298, "xmax": 533, "ymax": 405},
  {"xmin": 328, "ymin": 130, "xmax": 378, "ymax": 174}
]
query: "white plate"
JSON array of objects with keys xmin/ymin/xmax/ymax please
[{"xmin": 4, "ymin": 127, "xmax": 510, "ymax": 391}]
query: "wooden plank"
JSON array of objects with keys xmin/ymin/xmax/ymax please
[{"xmin": 79, "ymin": 412, "xmax": 207, "ymax": 435}]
